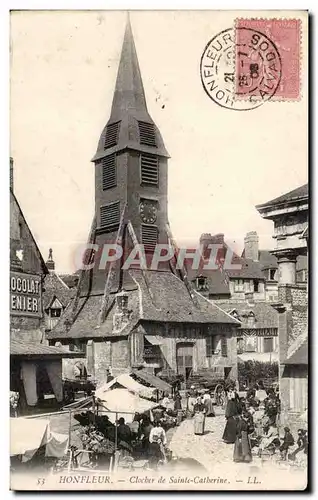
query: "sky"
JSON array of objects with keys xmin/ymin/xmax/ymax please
[{"xmin": 10, "ymin": 10, "xmax": 308, "ymax": 273}]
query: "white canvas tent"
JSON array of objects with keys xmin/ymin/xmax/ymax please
[
  {"xmin": 95, "ymin": 373, "xmax": 156, "ymax": 400},
  {"xmin": 10, "ymin": 417, "xmax": 69, "ymax": 461},
  {"xmin": 96, "ymin": 388, "xmax": 158, "ymax": 423}
]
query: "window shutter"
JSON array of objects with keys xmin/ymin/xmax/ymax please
[
  {"xmin": 104, "ymin": 121, "xmax": 120, "ymax": 149},
  {"xmin": 141, "ymin": 224, "xmax": 158, "ymax": 251},
  {"xmin": 140, "ymin": 153, "xmax": 159, "ymax": 186},
  {"xmin": 100, "ymin": 201, "xmax": 120, "ymax": 231},
  {"xmin": 101, "ymin": 154, "xmax": 116, "ymax": 190},
  {"xmin": 138, "ymin": 121, "xmax": 157, "ymax": 147},
  {"xmin": 221, "ymin": 336, "xmax": 228, "ymax": 357}
]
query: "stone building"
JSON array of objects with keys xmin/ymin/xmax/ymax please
[
  {"xmin": 190, "ymin": 233, "xmax": 279, "ymax": 363},
  {"xmin": 256, "ymin": 184, "xmax": 308, "ymax": 429},
  {"xmin": 242, "ymin": 231, "xmax": 308, "ymax": 302},
  {"xmin": 10, "ymin": 159, "xmax": 78, "ymax": 412},
  {"xmin": 47, "ymin": 18, "xmax": 240, "ymax": 384}
]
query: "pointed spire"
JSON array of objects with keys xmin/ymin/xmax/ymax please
[
  {"xmin": 110, "ymin": 13, "xmax": 148, "ymax": 120},
  {"xmin": 46, "ymin": 247, "xmax": 55, "ymax": 272}
]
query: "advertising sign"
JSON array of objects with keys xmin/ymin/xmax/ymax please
[{"xmin": 10, "ymin": 271, "xmax": 42, "ymax": 318}]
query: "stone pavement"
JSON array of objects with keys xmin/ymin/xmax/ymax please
[
  {"xmin": 168, "ymin": 407, "xmax": 307, "ymax": 490},
  {"xmin": 169, "ymin": 407, "xmax": 233, "ymax": 470}
]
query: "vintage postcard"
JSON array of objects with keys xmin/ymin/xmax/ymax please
[{"xmin": 10, "ymin": 9, "xmax": 308, "ymax": 491}]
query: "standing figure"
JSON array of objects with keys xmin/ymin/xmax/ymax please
[
  {"xmin": 203, "ymin": 391, "xmax": 215, "ymax": 417},
  {"xmin": 193, "ymin": 397, "xmax": 206, "ymax": 435},
  {"xmin": 279, "ymin": 427, "xmax": 295, "ymax": 460},
  {"xmin": 187, "ymin": 390, "xmax": 197, "ymax": 417},
  {"xmin": 233, "ymin": 411, "xmax": 254, "ymax": 463},
  {"xmin": 174, "ymin": 390, "xmax": 182, "ymax": 411},
  {"xmin": 148, "ymin": 421, "xmax": 167, "ymax": 468},
  {"xmin": 222, "ymin": 390, "xmax": 239, "ymax": 444}
]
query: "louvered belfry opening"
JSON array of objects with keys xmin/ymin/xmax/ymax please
[
  {"xmin": 104, "ymin": 121, "xmax": 121, "ymax": 149},
  {"xmin": 140, "ymin": 153, "xmax": 159, "ymax": 186},
  {"xmin": 141, "ymin": 224, "xmax": 158, "ymax": 252},
  {"xmin": 101, "ymin": 154, "xmax": 117, "ymax": 190},
  {"xmin": 100, "ymin": 201, "xmax": 120, "ymax": 231},
  {"xmin": 138, "ymin": 121, "xmax": 157, "ymax": 147}
]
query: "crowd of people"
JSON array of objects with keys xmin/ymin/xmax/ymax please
[{"xmin": 222, "ymin": 383, "xmax": 308, "ymax": 465}]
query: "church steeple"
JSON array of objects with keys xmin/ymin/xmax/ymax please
[
  {"xmin": 110, "ymin": 14, "xmax": 148, "ymax": 121},
  {"xmin": 92, "ymin": 14, "xmax": 168, "ymax": 162},
  {"xmin": 82, "ymin": 14, "xmax": 170, "ymax": 295}
]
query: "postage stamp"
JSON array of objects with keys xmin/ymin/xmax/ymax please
[
  {"xmin": 9, "ymin": 10, "xmax": 308, "ymax": 492},
  {"xmin": 200, "ymin": 18, "xmax": 301, "ymax": 110},
  {"xmin": 235, "ymin": 18, "xmax": 301, "ymax": 101}
]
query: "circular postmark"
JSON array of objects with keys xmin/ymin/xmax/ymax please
[{"xmin": 200, "ymin": 27, "xmax": 282, "ymax": 111}]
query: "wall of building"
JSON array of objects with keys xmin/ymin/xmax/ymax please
[
  {"xmin": 279, "ymin": 365, "xmax": 307, "ymax": 433},
  {"xmin": 10, "ymin": 192, "xmax": 47, "ymax": 342},
  {"xmin": 229, "ymin": 279, "xmax": 266, "ymax": 301},
  {"xmin": 135, "ymin": 322, "xmax": 238, "ymax": 379},
  {"xmin": 278, "ymin": 284, "xmax": 307, "ymax": 353}
]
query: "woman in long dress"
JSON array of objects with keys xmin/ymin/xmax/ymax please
[
  {"xmin": 222, "ymin": 391, "xmax": 239, "ymax": 444},
  {"xmin": 193, "ymin": 397, "xmax": 206, "ymax": 435},
  {"xmin": 233, "ymin": 412, "xmax": 254, "ymax": 463},
  {"xmin": 174, "ymin": 391, "xmax": 182, "ymax": 411}
]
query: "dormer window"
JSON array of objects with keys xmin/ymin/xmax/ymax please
[
  {"xmin": 196, "ymin": 275, "xmax": 208, "ymax": 291},
  {"xmin": 50, "ymin": 308, "xmax": 61, "ymax": 318},
  {"xmin": 247, "ymin": 312, "xmax": 255, "ymax": 328},
  {"xmin": 46, "ymin": 297, "xmax": 63, "ymax": 330},
  {"xmin": 230, "ymin": 309, "xmax": 240, "ymax": 321},
  {"xmin": 269, "ymin": 269, "xmax": 276, "ymax": 281},
  {"xmin": 116, "ymin": 291, "xmax": 129, "ymax": 311}
]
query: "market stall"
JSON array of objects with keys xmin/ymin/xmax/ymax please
[
  {"xmin": 95, "ymin": 374, "xmax": 156, "ymax": 401},
  {"xmin": 10, "ymin": 417, "xmax": 69, "ymax": 463}
]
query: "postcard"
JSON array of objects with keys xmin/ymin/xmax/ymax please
[{"xmin": 10, "ymin": 9, "xmax": 308, "ymax": 491}]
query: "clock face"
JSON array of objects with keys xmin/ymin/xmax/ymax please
[{"xmin": 139, "ymin": 200, "xmax": 157, "ymax": 224}]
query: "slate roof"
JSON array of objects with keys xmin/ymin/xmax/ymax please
[
  {"xmin": 215, "ymin": 300, "xmax": 279, "ymax": 330},
  {"xmin": 258, "ymin": 250, "xmax": 278, "ymax": 270},
  {"xmin": 256, "ymin": 184, "xmax": 308, "ymax": 209},
  {"xmin": 187, "ymin": 237, "xmax": 266, "ymax": 295},
  {"xmin": 10, "ymin": 339, "xmax": 79, "ymax": 357},
  {"xmin": 132, "ymin": 270, "xmax": 239, "ymax": 324},
  {"xmin": 59, "ymin": 273, "xmax": 80, "ymax": 289},
  {"xmin": 43, "ymin": 272, "xmax": 75, "ymax": 309},
  {"xmin": 47, "ymin": 269, "xmax": 240, "ymax": 340}
]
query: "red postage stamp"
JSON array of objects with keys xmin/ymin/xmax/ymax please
[{"xmin": 235, "ymin": 18, "xmax": 301, "ymax": 101}]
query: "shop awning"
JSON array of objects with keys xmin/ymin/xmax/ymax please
[
  {"xmin": 144, "ymin": 335, "xmax": 162, "ymax": 346},
  {"xmin": 95, "ymin": 374, "xmax": 156, "ymax": 400},
  {"xmin": 96, "ymin": 388, "xmax": 158, "ymax": 423},
  {"xmin": 132, "ymin": 369, "xmax": 171, "ymax": 392}
]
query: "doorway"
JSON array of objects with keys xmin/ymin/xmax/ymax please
[{"xmin": 176, "ymin": 342, "xmax": 194, "ymax": 380}]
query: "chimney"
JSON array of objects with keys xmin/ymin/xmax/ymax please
[
  {"xmin": 10, "ymin": 157, "xmax": 14, "ymax": 191},
  {"xmin": 244, "ymin": 231, "xmax": 259, "ymax": 261},
  {"xmin": 200, "ymin": 233, "xmax": 225, "ymax": 260},
  {"xmin": 46, "ymin": 248, "xmax": 55, "ymax": 271},
  {"xmin": 210, "ymin": 233, "xmax": 224, "ymax": 245}
]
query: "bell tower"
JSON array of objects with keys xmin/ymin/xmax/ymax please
[{"xmin": 86, "ymin": 16, "xmax": 170, "ymax": 294}]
